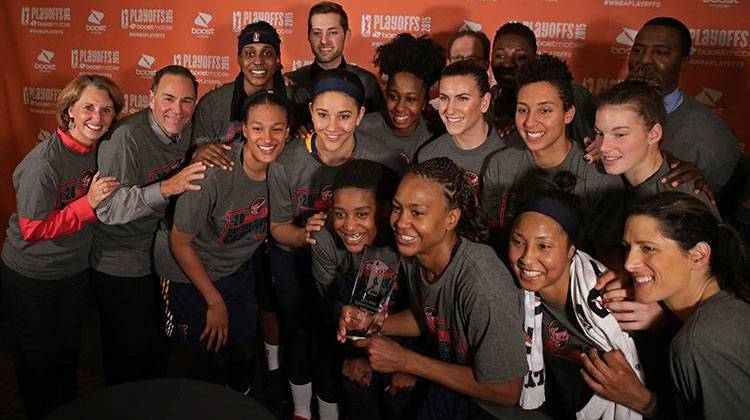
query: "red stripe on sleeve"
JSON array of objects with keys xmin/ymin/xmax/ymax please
[{"xmin": 19, "ymin": 196, "xmax": 96, "ymax": 242}]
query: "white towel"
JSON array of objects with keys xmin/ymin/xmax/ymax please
[{"xmin": 520, "ymin": 250, "xmax": 644, "ymax": 420}]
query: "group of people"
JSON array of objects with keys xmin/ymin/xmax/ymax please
[{"xmin": 2, "ymin": 2, "xmax": 748, "ymax": 419}]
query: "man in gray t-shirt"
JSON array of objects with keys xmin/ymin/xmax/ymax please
[{"xmin": 91, "ymin": 65, "xmax": 206, "ymax": 386}]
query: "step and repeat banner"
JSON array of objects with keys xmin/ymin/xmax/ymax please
[{"xmin": 2, "ymin": 0, "xmax": 749, "ymax": 235}]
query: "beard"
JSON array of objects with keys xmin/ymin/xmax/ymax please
[{"xmin": 627, "ymin": 63, "xmax": 664, "ymax": 91}]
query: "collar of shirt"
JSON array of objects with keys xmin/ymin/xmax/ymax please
[
  {"xmin": 147, "ymin": 107, "xmax": 181, "ymax": 145},
  {"xmin": 310, "ymin": 57, "xmax": 347, "ymax": 81},
  {"xmin": 56, "ymin": 127, "xmax": 96, "ymax": 154},
  {"xmin": 663, "ymin": 88, "xmax": 684, "ymax": 115}
]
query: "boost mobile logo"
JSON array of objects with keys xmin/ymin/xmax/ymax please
[
  {"xmin": 611, "ymin": 27, "xmax": 638, "ymax": 55},
  {"xmin": 695, "ymin": 87, "xmax": 722, "ymax": 107},
  {"xmin": 138, "ymin": 54, "xmax": 155, "ymax": 69},
  {"xmin": 87, "ymin": 10, "xmax": 107, "ymax": 33},
  {"xmin": 34, "ymin": 49, "xmax": 56, "ymax": 72},
  {"xmin": 192, "ymin": 12, "xmax": 215, "ymax": 37},
  {"xmin": 460, "ymin": 20, "xmax": 482, "ymax": 32}
]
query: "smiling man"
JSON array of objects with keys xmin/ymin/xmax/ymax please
[
  {"xmin": 627, "ymin": 17, "xmax": 739, "ymax": 195},
  {"xmin": 93, "ymin": 65, "xmax": 206, "ymax": 386},
  {"xmin": 285, "ymin": 1, "xmax": 385, "ymax": 129}
]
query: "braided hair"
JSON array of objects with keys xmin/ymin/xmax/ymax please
[{"xmin": 406, "ymin": 157, "xmax": 488, "ymax": 243}]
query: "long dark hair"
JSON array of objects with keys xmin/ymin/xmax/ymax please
[
  {"xmin": 406, "ymin": 157, "xmax": 488, "ymax": 243},
  {"xmin": 628, "ymin": 191, "xmax": 750, "ymax": 304}
]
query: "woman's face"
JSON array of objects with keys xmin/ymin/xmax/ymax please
[
  {"xmin": 238, "ymin": 43, "xmax": 279, "ymax": 91},
  {"xmin": 516, "ymin": 81, "xmax": 574, "ymax": 155},
  {"xmin": 332, "ymin": 187, "xmax": 379, "ymax": 254},
  {"xmin": 386, "ymin": 72, "xmax": 426, "ymax": 136},
  {"xmin": 623, "ymin": 215, "xmax": 693, "ymax": 306},
  {"xmin": 596, "ymin": 104, "xmax": 661, "ymax": 177},
  {"xmin": 437, "ymin": 74, "xmax": 490, "ymax": 137},
  {"xmin": 310, "ymin": 90, "xmax": 365, "ymax": 154},
  {"xmin": 242, "ymin": 103, "xmax": 288, "ymax": 165},
  {"xmin": 508, "ymin": 211, "xmax": 574, "ymax": 302},
  {"xmin": 67, "ymin": 86, "xmax": 116, "ymax": 147},
  {"xmin": 390, "ymin": 174, "xmax": 459, "ymax": 259}
]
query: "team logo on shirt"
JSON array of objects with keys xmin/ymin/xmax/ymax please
[
  {"xmin": 294, "ymin": 184, "xmax": 334, "ymax": 218},
  {"xmin": 547, "ymin": 320, "xmax": 570, "ymax": 350},
  {"xmin": 423, "ymin": 306, "xmax": 467, "ymax": 363},
  {"xmin": 57, "ymin": 168, "xmax": 96, "ymax": 208},
  {"xmin": 147, "ymin": 158, "xmax": 185, "ymax": 182},
  {"xmin": 218, "ymin": 196, "xmax": 269, "ymax": 245},
  {"xmin": 498, "ymin": 192, "xmax": 525, "ymax": 230}
]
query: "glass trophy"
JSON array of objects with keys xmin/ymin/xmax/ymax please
[{"xmin": 346, "ymin": 246, "xmax": 401, "ymax": 340}]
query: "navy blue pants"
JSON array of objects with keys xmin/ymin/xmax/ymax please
[
  {"xmin": 416, "ymin": 384, "xmax": 496, "ymax": 420},
  {"xmin": 341, "ymin": 368, "xmax": 419, "ymax": 420},
  {"xmin": 268, "ymin": 242, "xmax": 340, "ymax": 402}
]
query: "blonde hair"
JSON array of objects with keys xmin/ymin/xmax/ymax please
[{"xmin": 56, "ymin": 74, "xmax": 124, "ymax": 130}]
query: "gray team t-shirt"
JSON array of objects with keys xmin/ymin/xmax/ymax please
[
  {"xmin": 482, "ymin": 142, "xmax": 626, "ymax": 256},
  {"xmin": 153, "ymin": 145, "xmax": 269, "ymax": 283},
  {"xmin": 416, "ymin": 127, "xmax": 508, "ymax": 194},
  {"xmin": 191, "ymin": 82, "xmax": 244, "ymax": 146},
  {"xmin": 268, "ymin": 136, "xmax": 403, "ymax": 241},
  {"xmin": 670, "ymin": 290, "xmax": 750, "ymax": 419},
  {"xmin": 92, "ymin": 109, "xmax": 192, "ymax": 277},
  {"xmin": 2, "ymin": 131, "xmax": 97, "ymax": 280},
  {"xmin": 357, "ymin": 112, "xmax": 435, "ymax": 165},
  {"xmin": 628, "ymin": 157, "xmax": 719, "ymax": 219},
  {"xmin": 403, "ymin": 239, "xmax": 531, "ymax": 418}
]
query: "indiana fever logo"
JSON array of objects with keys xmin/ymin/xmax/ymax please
[
  {"xmin": 294, "ymin": 184, "xmax": 334, "ymax": 217},
  {"xmin": 147, "ymin": 157, "xmax": 185, "ymax": 182},
  {"xmin": 498, "ymin": 192, "xmax": 525, "ymax": 230},
  {"xmin": 57, "ymin": 168, "xmax": 96, "ymax": 208},
  {"xmin": 423, "ymin": 306, "xmax": 467, "ymax": 364},
  {"xmin": 218, "ymin": 196, "xmax": 268, "ymax": 245},
  {"xmin": 464, "ymin": 170, "xmax": 481, "ymax": 200}
]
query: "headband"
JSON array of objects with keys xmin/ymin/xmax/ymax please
[
  {"xmin": 312, "ymin": 77, "xmax": 365, "ymax": 106},
  {"xmin": 516, "ymin": 197, "xmax": 579, "ymax": 242},
  {"xmin": 238, "ymin": 31, "xmax": 281, "ymax": 55}
]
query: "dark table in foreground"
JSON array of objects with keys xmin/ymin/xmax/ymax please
[{"xmin": 46, "ymin": 378, "xmax": 275, "ymax": 420}]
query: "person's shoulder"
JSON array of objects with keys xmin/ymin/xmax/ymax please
[
  {"xmin": 673, "ymin": 292, "xmax": 750, "ymax": 357},
  {"xmin": 197, "ymin": 82, "xmax": 233, "ymax": 105},
  {"xmin": 453, "ymin": 240, "xmax": 515, "ymax": 294},
  {"xmin": 671, "ymin": 96, "xmax": 733, "ymax": 135},
  {"xmin": 346, "ymin": 63, "xmax": 378, "ymax": 82},
  {"xmin": 285, "ymin": 65, "xmax": 312, "ymax": 81},
  {"xmin": 359, "ymin": 112, "xmax": 385, "ymax": 132},
  {"xmin": 416, "ymin": 132, "xmax": 450, "ymax": 158},
  {"xmin": 99, "ymin": 110, "xmax": 150, "ymax": 151},
  {"xmin": 275, "ymin": 138, "xmax": 308, "ymax": 164}
]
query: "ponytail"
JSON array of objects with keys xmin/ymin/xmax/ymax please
[{"xmin": 628, "ymin": 191, "xmax": 750, "ymax": 304}]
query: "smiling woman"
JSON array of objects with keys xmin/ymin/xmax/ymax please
[
  {"xmin": 266, "ymin": 67, "xmax": 403, "ymax": 420},
  {"xmin": 1, "ymin": 74, "xmax": 123, "ymax": 419}
]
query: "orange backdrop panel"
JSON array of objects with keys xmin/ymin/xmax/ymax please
[{"xmin": 2, "ymin": 0, "xmax": 749, "ymax": 240}]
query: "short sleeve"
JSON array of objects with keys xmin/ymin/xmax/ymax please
[
  {"xmin": 268, "ymin": 162, "xmax": 293, "ymax": 224},
  {"xmin": 14, "ymin": 157, "xmax": 59, "ymax": 220},
  {"xmin": 172, "ymin": 171, "xmax": 217, "ymax": 235},
  {"xmin": 310, "ymin": 227, "xmax": 340, "ymax": 288},
  {"xmin": 98, "ymin": 129, "xmax": 141, "ymax": 186}
]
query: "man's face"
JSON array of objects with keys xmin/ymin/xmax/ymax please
[
  {"xmin": 628, "ymin": 25, "xmax": 686, "ymax": 96},
  {"xmin": 149, "ymin": 74, "xmax": 196, "ymax": 136},
  {"xmin": 308, "ymin": 13, "xmax": 349, "ymax": 67},
  {"xmin": 448, "ymin": 35, "xmax": 488, "ymax": 69},
  {"xmin": 492, "ymin": 33, "xmax": 535, "ymax": 91}
]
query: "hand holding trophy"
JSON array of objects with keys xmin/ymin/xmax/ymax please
[{"xmin": 338, "ymin": 247, "xmax": 400, "ymax": 342}]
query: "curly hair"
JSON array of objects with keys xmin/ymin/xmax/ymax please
[
  {"xmin": 374, "ymin": 33, "xmax": 446, "ymax": 91},
  {"xmin": 406, "ymin": 157, "xmax": 488, "ymax": 243},
  {"xmin": 517, "ymin": 53, "xmax": 574, "ymax": 110}
]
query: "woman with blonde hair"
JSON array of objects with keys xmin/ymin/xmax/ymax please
[{"xmin": 2, "ymin": 74, "xmax": 123, "ymax": 418}]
